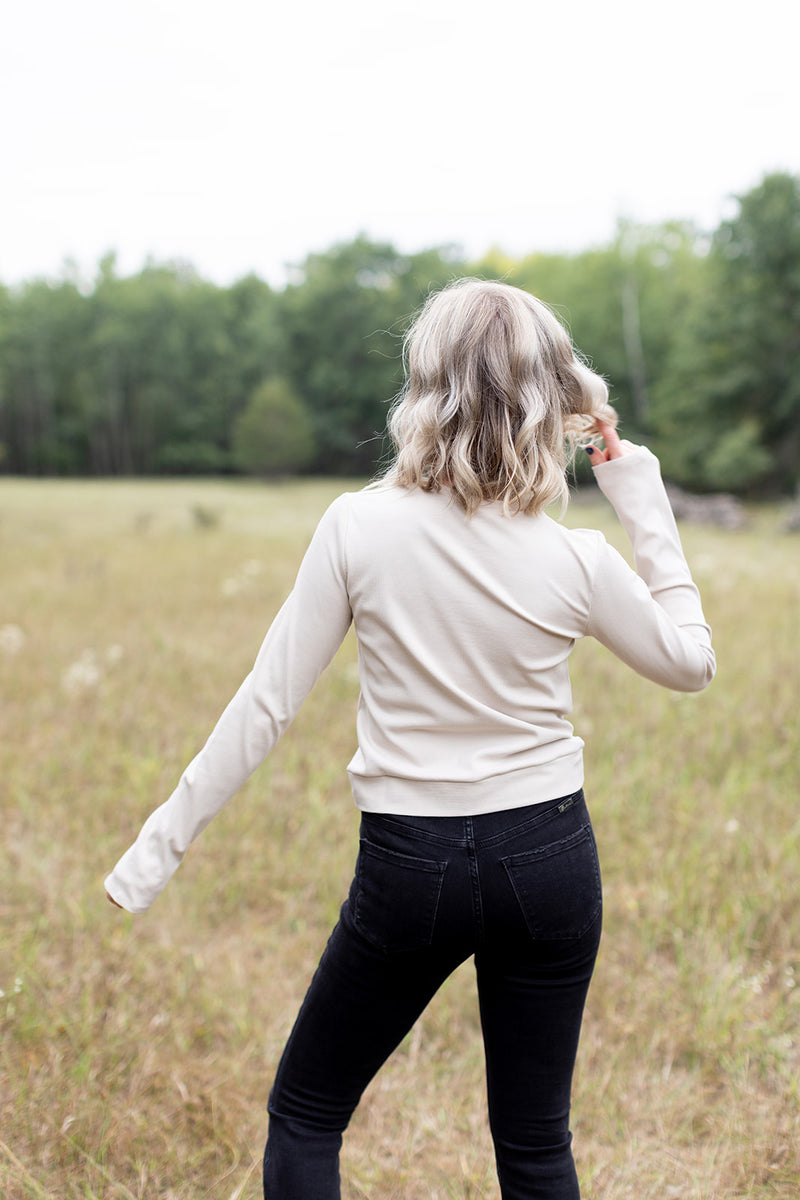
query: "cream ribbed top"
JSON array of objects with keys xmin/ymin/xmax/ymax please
[{"xmin": 106, "ymin": 448, "xmax": 714, "ymax": 912}]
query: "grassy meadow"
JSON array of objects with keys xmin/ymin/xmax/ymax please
[{"xmin": 1, "ymin": 475, "xmax": 798, "ymax": 1200}]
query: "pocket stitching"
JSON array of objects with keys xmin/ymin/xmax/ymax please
[{"xmin": 358, "ymin": 839, "xmax": 446, "ymax": 874}]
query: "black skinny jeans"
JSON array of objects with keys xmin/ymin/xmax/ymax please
[{"xmin": 263, "ymin": 789, "xmax": 602, "ymax": 1199}]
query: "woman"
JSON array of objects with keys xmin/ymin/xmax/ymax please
[{"xmin": 105, "ymin": 279, "xmax": 715, "ymax": 1199}]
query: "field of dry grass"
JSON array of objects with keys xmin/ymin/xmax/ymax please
[{"xmin": 1, "ymin": 476, "xmax": 798, "ymax": 1199}]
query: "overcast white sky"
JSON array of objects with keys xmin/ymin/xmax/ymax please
[{"xmin": 3, "ymin": 0, "xmax": 799, "ymax": 287}]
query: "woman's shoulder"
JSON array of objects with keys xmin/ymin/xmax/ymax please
[{"xmin": 344, "ymin": 481, "xmax": 454, "ymax": 517}]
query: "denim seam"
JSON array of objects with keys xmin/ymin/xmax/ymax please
[
  {"xmin": 361, "ymin": 790, "xmax": 584, "ymax": 851},
  {"xmin": 358, "ymin": 838, "xmax": 448, "ymax": 872},
  {"xmin": 464, "ymin": 817, "xmax": 485, "ymax": 941},
  {"xmin": 477, "ymin": 793, "xmax": 584, "ymax": 850},
  {"xmin": 362, "ymin": 814, "xmax": 466, "ymax": 848}
]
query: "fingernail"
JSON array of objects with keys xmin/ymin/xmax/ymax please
[{"xmin": 585, "ymin": 446, "xmax": 595, "ymax": 456}]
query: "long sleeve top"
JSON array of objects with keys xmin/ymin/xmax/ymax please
[{"xmin": 105, "ymin": 447, "xmax": 715, "ymax": 912}]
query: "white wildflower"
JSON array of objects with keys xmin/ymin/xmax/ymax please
[
  {"xmin": 222, "ymin": 561, "xmax": 265, "ymax": 597},
  {"xmin": 691, "ymin": 553, "xmax": 718, "ymax": 575},
  {"xmin": 740, "ymin": 961, "xmax": 772, "ymax": 995},
  {"xmin": 62, "ymin": 650, "xmax": 102, "ymax": 696},
  {"xmin": 724, "ymin": 818, "xmax": 740, "ymax": 834},
  {"xmin": 769, "ymin": 1033, "xmax": 793, "ymax": 1057},
  {"xmin": 0, "ymin": 624, "xmax": 26, "ymax": 656}
]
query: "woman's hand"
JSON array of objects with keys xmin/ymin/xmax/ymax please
[{"xmin": 586, "ymin": 421, "xmax": 638, "ymax": 465}]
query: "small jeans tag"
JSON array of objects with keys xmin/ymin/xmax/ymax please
[{"xmin": 557, "ymin": 797, "xmax": 575, "ymax": 813}]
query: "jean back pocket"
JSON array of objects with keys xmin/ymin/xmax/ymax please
[
  {"xmin": 501, "ymin": 823, "xmax": 602, "ymax": 941},
  {"xmin": 352, "ymin": 839, "xmax": 448, "ymax": 954}
]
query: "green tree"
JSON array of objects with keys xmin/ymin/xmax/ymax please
[
  {"xmin": 84, "ymin": 256, "xmax": 238, "ymax": 475},
  {"xmin": 232, "ymin": 378, "xmax": 316, "ymax": 476},
  {"xmin": 278, "ymin": 235, "xmax": 462, "ymax": 473},
  {"xmin": 650, "ymin": 172, "xmax": 800, "ymax": 493},
  {"xmin": 0, "ymin": 270, "xmax": 93, "ymax": 473}
]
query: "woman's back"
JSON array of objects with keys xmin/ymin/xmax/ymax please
[{"xmin": 342, "ymin": 483, "xmax": 595, "ymax": 809}]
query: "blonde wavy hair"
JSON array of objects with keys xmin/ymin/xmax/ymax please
[{"xmin": 382, "ymin": 278, "xmax": 617, "ymax": 515}]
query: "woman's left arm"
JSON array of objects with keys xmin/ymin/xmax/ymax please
[{"xmin": 585, "ymin": 446, "xmax": 716, "ymax": 692}]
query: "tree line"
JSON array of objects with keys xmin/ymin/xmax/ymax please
[{"xmin": 1, "ymin": 172, "xmax": 798, "ymax": 495}]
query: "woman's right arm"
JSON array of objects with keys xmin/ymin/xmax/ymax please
[
  {"xmin": 584, "ymin": 425, "xmax": 716, "ymax": 692},
  {"xmin": 104, "ymin": 494, "xmax": 354, "ymax": 913}
]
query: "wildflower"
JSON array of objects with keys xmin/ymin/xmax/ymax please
[
  {"xmin": 62, "ymin": 650, "xmax": 102, "ymax": 696},
  {"xmin": 0, "ymin": 624, "xmax": 26, "ymax": 655},
  {"xmin": 222, "ymin": 561, "xmax": 265, "ymax": 597},
  {"xmin": 740, "ymin": 961, "xmax": 772, "ymax": 994}
]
